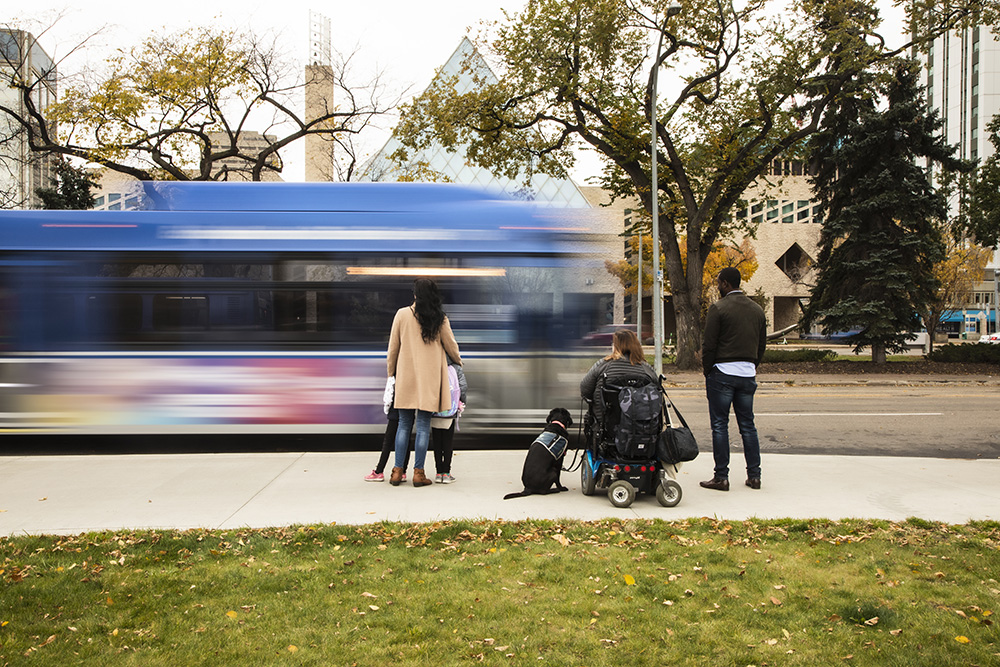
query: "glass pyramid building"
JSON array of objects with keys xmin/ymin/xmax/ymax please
[{"xmin": 358, "ymin": 38, "xmax": 590, "ymax": 208}]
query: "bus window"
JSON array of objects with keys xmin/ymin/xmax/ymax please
[
  {"xmin": 273, "ymin": 290, "xmax": 307, "ymax": 332},
  {"xmin": 85, "ymin": 293, "xmax": 143, "ymax": 340},
  {"xmin": 0, "ymin": 270, "xmax": 10, "ymax": 350},
  {"xmin": 153, "ymin": 295, "xmax": 209, "ymax": 330}
]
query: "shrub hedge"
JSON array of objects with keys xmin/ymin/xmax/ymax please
[
  {"xmin": 926, "ymin": 342, "xmax": 1000, "ymax": 363},
  {"xmin": 763, "ymin": 348, "xmax": 838, "ymax": 363}
]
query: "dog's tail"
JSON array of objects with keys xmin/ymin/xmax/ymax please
[{"xmin": 503, "ymin": 489, "xmax": 531, "ymax": 500}]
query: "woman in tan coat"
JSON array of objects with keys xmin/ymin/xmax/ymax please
[{"xmin": 387, "ymin": 278, "xmax": 462, "ymax": 486}]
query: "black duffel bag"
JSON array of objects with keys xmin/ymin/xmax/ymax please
[{"xmin": 658, "ymin": 399, "xmax": 699, "ymax": 464}]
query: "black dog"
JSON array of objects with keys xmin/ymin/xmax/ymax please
[{"xmin": 503, "ymin": 408, "xmax": 573, "ymax": 500}]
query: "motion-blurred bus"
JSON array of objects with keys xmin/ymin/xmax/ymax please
[{"xmin": 0, "ymin": 182, "xmax": 604, "ymax": 441}]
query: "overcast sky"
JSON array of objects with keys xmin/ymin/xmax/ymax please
[{"xmin": 5, "ymin": 1, "xmax": 906, "ymax": 183}]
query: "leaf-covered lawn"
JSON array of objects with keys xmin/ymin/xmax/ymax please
[{"xmin": 2, "ymin": 518, "xmax": 998, "ymax": 665}]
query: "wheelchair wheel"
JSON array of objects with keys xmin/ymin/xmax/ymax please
[
  {"xmin": 656, "ymin": 479, "xmax": 682, "ymax": 508},
  {"xmin": 581, "ymin": 458, "xmax": 596, "ymax": 496},
  {"xmin": 608, "ymin": 480, "xmax": 636, "ymax": 508}
]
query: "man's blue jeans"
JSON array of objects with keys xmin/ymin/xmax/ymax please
[
  {"xmin": 706, "ymin": 371, "xmax": 761, "ymax": 480},
  {"xmin": 395, "ymin": 408, "xmax": 432, "ymax": 470}
]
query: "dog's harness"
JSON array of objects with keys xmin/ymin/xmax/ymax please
[{"xmin": 535, "ymin": 430, "xmax": 569, "ymax": 460}]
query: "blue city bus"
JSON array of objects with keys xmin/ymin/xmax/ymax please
[{"xmin": 0, "ymin": 182, "xmax": 600, "ymax": 439}]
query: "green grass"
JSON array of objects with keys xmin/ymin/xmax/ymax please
[
  {"xmin": 2, "ymin": 519, "xmax": 999, "ymax": 665},
  {"xmin": 831, "ymin": 354, "xmax": 923, "ymax": 363}
]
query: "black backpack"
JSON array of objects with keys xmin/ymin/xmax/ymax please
[{"xmin": 613, "ymin": 382, "xmax": 662, "ymax": 458}]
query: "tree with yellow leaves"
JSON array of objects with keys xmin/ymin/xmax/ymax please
[
  {"xmin": 0, "ymin": 22, "xmax": 398, "ymax": 184},
  {"xmin": 923, "ymin": 237, "xmax": 992, "ymax": 352},
  {"xmin": 606, "ymin": 234, "xmax": 757, "ymax": 326}
]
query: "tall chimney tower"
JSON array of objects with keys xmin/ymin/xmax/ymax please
[{"xmin": 305, "ymin": 11, "xmax": 336, "ymax": 181}]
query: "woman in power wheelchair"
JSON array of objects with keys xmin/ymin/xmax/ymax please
[{"xmin": 579, "ymin": 329, "xmax": 683, "ymax": 508}]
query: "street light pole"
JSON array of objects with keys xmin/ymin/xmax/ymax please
[
  {"xmin": 994, "ymin": 268, "xmax": 999, "ymax": 337},
  {"xmin": 651, "ymin": 1, "xmax": 682, "ymax": 375},
  {"xmin": 637, "ymin": 232, "xmax": 642, "ymax": 341}
]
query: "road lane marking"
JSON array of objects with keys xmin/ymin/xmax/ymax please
[{"xmin": 757, "ymin": 412, "xmax": 943, "ymax": 417}]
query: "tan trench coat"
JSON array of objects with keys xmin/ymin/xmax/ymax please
[{"xmin": 387, "ymin": 306, "xmax": 462, "ymax": 413}]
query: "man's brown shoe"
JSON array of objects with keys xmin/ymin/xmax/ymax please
[
  {"xmin": 412, "ymin": 468, "xmax": 433, "ymax": 487},
  {"xmin": 746, "ymin": 477, "xmax": 761, "ymax": 490},
  {"xmin": 700, "ymin": 477, "xmax": 730, "ymax": 491},
  {"xmin": 389, "ymin": 467, "xmax": 404, "ymax": 486}
]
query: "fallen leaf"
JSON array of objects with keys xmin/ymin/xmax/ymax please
[
  {"xmin": 38, "ymin": 498, "xmax": 47, "ymax": 502},
  {"xmin": 226, "ymin": 611, "xmax": 238, "ymax": 619},
  {"xmin": 955, "ymin": 636, "xmax": 970, "ymax": 644},
  {"xmin": 288, "ymin": 645, "xmax": 298, "ymax": 653},
  {"xmin": 864, "ymin": 617, "xmax": 879, "ymax": 626},
  {"xmin": 624, "ymin": 575, "xmax": 636, "ymax": 586},
  {"xmin": 890, "ymin": 629, "xmax": 903, "ymax": 636},
  {"xmin": 361, "ymin": 592, "xmax": 377, "ymax": 598},
  {"xmin": 770, "ymin": 597, "xmax": 782, "ymax": 606},
  {"xmin": 553, "ymin": 534, "xmax": 570, "ymax": 547}
]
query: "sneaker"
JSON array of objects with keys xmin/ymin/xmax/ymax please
[
  {"xmin": 434, "ymin": 474, "xmax": 444, "ymax": 483},
  {"xmin": 400, "ymin": 473, "xmax": 407, "ymax": 483},
  {"xmin": 440, "ymin": 473, "xmax": 455, "ymax": 484},
  {"xmin": 364, "ymin": 470, "xmax": 384, "ymax": 482}
]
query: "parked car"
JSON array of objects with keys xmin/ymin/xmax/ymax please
[
  {"xmin": 800, "ymin": 327, "xmax": 864, "ymax": 342},
  {"xmin": 982, "ymin": 332, "xmax": 1000, "ymax": 344}
]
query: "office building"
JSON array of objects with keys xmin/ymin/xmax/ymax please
[{"xmin": 0, "ymin": 30, "xmax": 57, "ymax": 209}]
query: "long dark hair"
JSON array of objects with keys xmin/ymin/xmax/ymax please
[
  {"xmin": 413, "ymin": 278, "xmax": 445, "ymax": 343},
  {"xmin": 604, "ymin": 329, "xmax": 645, "ymax": 365}
]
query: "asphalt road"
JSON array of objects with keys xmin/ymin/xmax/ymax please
[
  {"xmin": 2, "ymin": 382, "xmax": 996, "ymax": 460},
  {"xmin": 667, "ymin": 383, "xmax": 1000, "ymax": 459}
]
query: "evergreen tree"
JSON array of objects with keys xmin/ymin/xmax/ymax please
[
  {"xmin": 35, "ymin": 160, "xmax": 97, "ymax": 210},
  {"xmin": 963, "ymin": 114, "xmax": 1000, "ymax": 249},
  {"xmin": 804, "ymin": 63, "xmax": 971, "ymax": 363}
]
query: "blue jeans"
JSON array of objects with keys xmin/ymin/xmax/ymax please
[
  {"xmin": 395, "ymin": 409, "xmax": 432, "ymax": 470},
  {"xmin": 706, "ymin": 371, "xmax": 761, "ymax": 480}
]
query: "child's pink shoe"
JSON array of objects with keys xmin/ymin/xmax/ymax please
[{"xmin": 364, "ymin": 470, "xmax": 384, "ymax": 482}]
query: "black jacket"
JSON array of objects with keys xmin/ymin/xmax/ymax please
[{"xmin": 702, "ymin": 290, "xmax": 767, "ymax": 376}]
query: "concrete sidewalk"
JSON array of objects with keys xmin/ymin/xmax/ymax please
[{"xmin": 2, "ymin": 450, "xmax": 998, "ymax": 536}]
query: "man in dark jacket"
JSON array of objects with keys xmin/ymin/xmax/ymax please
[{"xmin": 700, "ymin": 267, "xmax": 767, "ymax": 492}]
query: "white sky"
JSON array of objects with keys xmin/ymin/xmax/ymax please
[{"xmin": 5, "ymin": 1, "xmax": 906, "ymax": 183}]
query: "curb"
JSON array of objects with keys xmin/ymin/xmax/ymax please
[{"xmin": 659, "ymin": 374, "xmax": 1000, "ymax": 389}]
